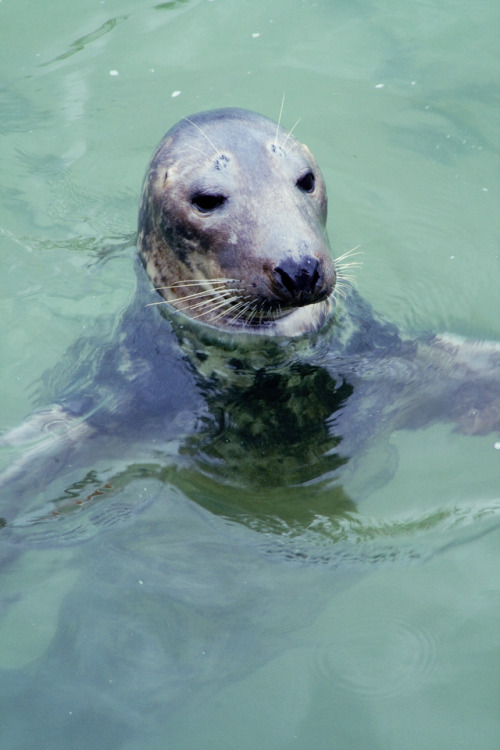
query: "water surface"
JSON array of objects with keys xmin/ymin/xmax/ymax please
[{"xmin": 1, "ymin": 1, "xmax": 500, "ymax": 748}]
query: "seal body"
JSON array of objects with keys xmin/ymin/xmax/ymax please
[{"xmin": 138, "ymin": 108, "xmax": 336, "ymax": 336}]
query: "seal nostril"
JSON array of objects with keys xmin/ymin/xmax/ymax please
[
  {"xmin": 274, "ymin": 257, "xmax": 322, "ymax": 300},
  {"xmin": 275, "ymin": 266, "xmax": 297, "ymax": 296},
  {"xmin": 311, "ymin": 264, "xmax": 320, "ymax": 289}
]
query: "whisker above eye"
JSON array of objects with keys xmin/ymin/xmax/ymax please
[
  {"xmin": 182, "ymin": 117, "xmax": 223, "ymax": 160},
  {"xmin": 186, "ymin": 144, "xmax": 214, "ymax": 163},
  {"xmin": 281, "ymin": 118, "xmax": 301, "ymax": 150},
  {"xmin": 274, "ymin": 93, "xmax": 286, "ymax": 149}
]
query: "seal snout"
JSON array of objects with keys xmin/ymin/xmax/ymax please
[{"xmin": 274, "ymin": 256, "xmax": 332, "ymax": 306}]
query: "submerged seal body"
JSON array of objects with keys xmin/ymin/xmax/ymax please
[{"xmin": 138, "ymin": 108, "xmax": 336, "ymax": 337}]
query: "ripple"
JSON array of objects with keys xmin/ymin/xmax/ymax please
[
  {"xmin": 258, "ymin": 499, "xmax": 500, "ymax": 568},
  {"xmin": 8, "ymin": 479, "xmax": 159, "ymax": 548},
  {"xmin": 315, "ymin": 612, "xmax": 438, "ymax": 700}
]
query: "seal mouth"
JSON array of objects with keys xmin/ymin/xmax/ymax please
[{"xmin": 149, "ymin": 276, "xmax": 335, "ymax": 332}]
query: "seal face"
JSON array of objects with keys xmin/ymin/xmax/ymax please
[{"xmin": 138, "ymin": 108, "xmax": 336, "ymax": 336}]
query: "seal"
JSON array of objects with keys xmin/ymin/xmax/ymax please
[
  {"xmin": 137, "ymin": 108, "xmax": 337, "ymax": 337},
  {"xmin": 2, "ymin": 107, "xmax": 500, "ymax": 535}
]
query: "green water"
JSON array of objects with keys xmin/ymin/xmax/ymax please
[{"xmin": 1, "ymin": 0, "xmax": 500, "ymax": 748}]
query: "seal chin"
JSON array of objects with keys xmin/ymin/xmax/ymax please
[{"xmin": 253, "ymin": 298, "xmax": 335, "ymax": 337}]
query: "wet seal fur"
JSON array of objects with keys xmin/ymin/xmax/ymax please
[{"xmin": 1, "ymin": 108, "xmax": 500, "ymax": 541}]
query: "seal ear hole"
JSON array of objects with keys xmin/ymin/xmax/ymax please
[
  {"xmin": 297, "ymin": 171, "xmax": 315, "ymax": 193},
  {"xmin": 191, "ymin": 193, "xmax": 227, "ymax": 214}
]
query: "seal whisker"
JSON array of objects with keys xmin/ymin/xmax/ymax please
[
  {"xmin": 180, "ymin": 294, "xmax": 230, "ymax": 313},
  {"xmin": 259, "ymin": 301, "xmax": 284, "ymax": 323},
  {"xmin": 230, "ymin": 300, "xmax": 257, "ymax": 325},
  {"xmin": 281, "ymin": 118, "xmax": 301, "ymax": 150},
  {"xmin": 154, "ymin": 279, "xmax": 236, "ymax": 290},
  {"xmin": 211, "ymin": 299, "xmax": 250, "ymax": 323},
  {"xmin": 260, "ymin": 299, "xmax": 271, "ymax": 321},
  {"xmin": 188, "ymin": 295, "xmax": 241, "ymax": 321},
  {"xmin": 147, "ymin": 292, "xmax": 210, "ymax": 307},
  {"xmin": 219, "ymin": 298, "xmax": 249, "ymax": 322},
  {"xmin": 243, "ymin": 305, "xmax": 256, "ymax": 325},
  {"xmin": 244, "ymin": 306, "xmax": 259, "ymax": 326},
  {"xmin": 336, "ymin": 267, "xmax": 362, "ymax": 280},
  {"xmin": 145, "ymin": 299, "xmax": 171, "ymax": 308},
  {"xmin": 336, "ymin": 267, "xmax": 360, "ymax": 289},
  {"xmin": 335, "ymin": 245, "xmax": 363, "ymax": 265},
  {"xmin": 334, "ymin": 246, "xmax": 363, "ymax": 295},
  {"xmin": 335, "ymin": 278, "xmax": 354, "ymax": 290},
  {"xmin": 146, "ymin": 287, "xmax": 232, "ymax": 308},
  {"xmin": 185, "ymin": 144, "xmax": 215, "ymax": 163},
  {"xmin": 336, "ymin": 266, "xmax": 360, "ymax": 278},
  {"xmin": 183, "ymin": 117, "xmax": 223, "ymax": 160},
  {"xmin": 275, "ymin": 93, "xmax": 286, "ymax": 148},
  {"xmin": 225, "ymin": 298, "xmax": 248, "ymax": 316},
  {"xmin": 336, "ymin": 259, "xmax": 363, "ymax": 270},
  {"xmin": 332, "ymin": 284, "xmax": 349, "ymax": 301},
  {"xmin": 166, "ymin": 287, "xmax": 237, "ymax": 304},
  {"xmin": 249, "ymin": 301, "xmax": 263, "ymax": 325},
  {"xmin": 336, "ymin": 273, "xmax": 358, "ymax": 284}
]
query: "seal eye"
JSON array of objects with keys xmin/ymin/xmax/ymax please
[
  {"xmin": 297, "ymin": 171, "xmax": 315, "ymax": 193},
  {"xmin": 191, "ymin": 193, "xmax": 226, "ymax": 214}
]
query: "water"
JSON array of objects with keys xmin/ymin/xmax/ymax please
[{"xmin": 1, "ymin": 0, "xmax": 500, "ymax": 748}]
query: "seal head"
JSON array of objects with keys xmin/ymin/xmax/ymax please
[{"xmin": 138, "ymin": 108, "xmax": 336, "ymax": 336}]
